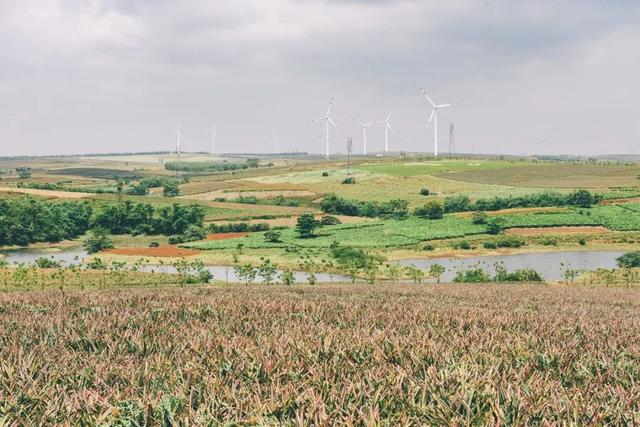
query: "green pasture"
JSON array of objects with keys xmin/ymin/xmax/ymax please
[{"xmin": 357, "ymin": 160, "xmax": 525, "ymax": 177}]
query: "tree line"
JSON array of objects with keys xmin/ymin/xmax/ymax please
[
  {"xmin": 0, "ymin": 198, "xmax": 205, "ymax": 246},
  {"xmin": 164, "ymin": 158, "xmax": 261, "ymax": 173},
  {"xmin": 321, "ymin": 190, "xmax": 599, "ymax": 219}
]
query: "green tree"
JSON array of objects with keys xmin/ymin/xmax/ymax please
[
  {"xmin": 429, "ymin": 263, "xmax": 445, "ymax": 283},
  {"xmin": 386, "ymin": 264, "xmax": 401, "ymax": 284},
  {"xmin": 414, "ymin": 200, "xmax": 444, "ymax": 219},
  {"xmin": 16, "ymin": 167, "xmax": 32, "ymax": 179},
  {"xmin": 82, "ymin": 228, "xmax": 114, "ymax": 254},
  {"xmin": 616, "ymin": 251, "xmax": 640, "ymax": 268},
  {"xmin": 257, "ymin": 258, "xmax": 277, "ymax": 285},
  {"xmin": 279, "ymin": 269, "xmax": 295, "ymax": 285},
  {"xmin": 405, "ymin": 265, "xmax": 424, "ymax": 284},
  {"xmin": 163, "ymin": 181, "xmax": 180, "ymax": 197},
  {"xmin": 296, "ymin": 214, "xmax": 320, "ymax": 238},
  {"xmin": 568, "ymin": 189, "xmax": 595, "ymax": 208},
  {"xmin": 234, "ymin": 263, "xmax": 257, "ymax": 285},
  {"xmin": 486, "ymin": 217, "xmax": 506, "ymax": 235}
]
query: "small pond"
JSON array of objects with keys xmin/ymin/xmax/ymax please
[{"xmin": 0, "ymin": 247, "xmax": 627, "ymax": 283}]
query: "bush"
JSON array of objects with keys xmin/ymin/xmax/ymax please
[
  {"xmin": 163, "ymin": 181, "xmax": 180, "ymax": 197},
  {"xmin": 414, "ymin": 200, "xmax": 444, "ymax": 219},
  {"xmin": 320, "ymin": 215, "xmax": 341, "ymax": 226},
  {"xmin": 168, "ymin": 235, "xmax": 185, "ymax": 244},
  {"xmin": 483, "ymin": 241, "xmax": 497, "ymax": 249},
  {"xmin": 616, "ymin": 251, "xmax": 640, "ymax": 268},
  {"xmin": 422, "ymin": 244, "xmax": 435, "ymax": 251},
  {"xmin": 342, "ymin": 176, "xmax": 356, "ymax": 184},
  {"xmin": 34, "ymin": 257, "xmax": 63, "ymax": 269},
  {"xmin": 272, "ymin": 195, "xmax": 300, "ymax": 207},
  {"xmin": 578, "ymin": 238, "xmax": 587, "ymax": 246},
  {"xmin": 149, "ymin": 241, "xmax": 160, "ymax": 247},
  {"xmin": 471, "ymin": 211, "xmax": 488, "ymax": 224},
  {"xmin": 495, "ymin": 236, "xmax": 525, "ymax": 248},
  {"xmin": 322, "ymin": 171, "xmax": 329, "ymax": 177},
  {"xmin": 539, "ymin": 237, "xmax": 558, "ymax": 246},
  {"xmin": 419, "ymin": 188, "xmax": 430, "ymax": 196},
  {"xmin": 235, "ymin": 195, "xmax": 259, "ymax": 204},
  {"xmin": 453, "ymin": 268, "xmax": 492, "ymax": 283},
  {"xmin": 264, "ymin": 230, "xmax": 281, "ymax": 243},
  {"xmin": 183, "ymin": 225, "xmax": 206, "ymax": 242},
  {"xmin": 486, "ymin": 217, "xmax": 506, "ymax": 235},
  {"xmin": 452, "ymin": 240, "xmax": 471, "ymax": 250}
]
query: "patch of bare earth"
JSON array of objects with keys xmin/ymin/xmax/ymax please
[
  {"xmin": 506, "ymin": 226, "xmax": 610, "ymax": 236},
  {"xmin": 205, "ymin": 232, "xmax": 248, "ymax": 240},
  {"xmin": 0, "ymin": 187, "xmax": 91, "ymax": 199}
]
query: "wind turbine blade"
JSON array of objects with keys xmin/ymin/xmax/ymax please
[
  {"xmin": 326, "ymin": 96, "xmax": 334, "ymax": 116},
  {"xmin": 420, "ymin": 89, "xmax": 436, "ymax": 107},
  {"xmin": 387, "ymin": 123, "xmax": 394, "ymax": 133},
  {"xmin": 436, "ymin": 103, "xmax": 453, "ymax": 108},
  {"xmin": 385, "ymin": 113, "xmax": 391, "ymax": 122},
  {"xmin": 328, "ymin": 117, "xmax": 338, "ymax": 128},
  {"xmin": 427, "ymin": 109, "xmax": 435, "ymax": 127}
]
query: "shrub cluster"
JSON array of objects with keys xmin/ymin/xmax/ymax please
[
  {"xmin": 165, "ymin": 159, "xmax": 259, "ymax": 172},
  {"xmin": 483, "ymin": 236, "xmax": 525, "ymax": 249},
  {"xmin": 444, "ymin": 190, "xmax": 600, "ymax": 213},
  {"xmin": 321, "ymin": 194, "xmax": 409, "ymax": 219},
  {"xmin": 454, "ymin": 263, "xmax": 543, "ymax": 283},
  {"xmin": 208, "ymin": 222, "xmax": 270, "ymax": 233}
]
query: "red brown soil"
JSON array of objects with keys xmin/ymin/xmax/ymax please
[
  {"xmin": 104, "ymin": 246, "xmax": 201, "ymax": 257},
  {"xmin": 205, "ymin": 232, "xmax": 248, "ymax": 240},
  {"xmin": 506, "ymin": 226, "xmax": 610, "ymax": 236}
]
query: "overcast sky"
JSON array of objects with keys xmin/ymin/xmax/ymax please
[{"xmin": 1, "ymin": 0, "xmax": 639, "ymax": 157}]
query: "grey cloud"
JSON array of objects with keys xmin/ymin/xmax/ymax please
[{"xmin": 0, "ymin": 0, "xmax": 639, "ymax": 156}]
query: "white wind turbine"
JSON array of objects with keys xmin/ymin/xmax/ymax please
[
  {"xmin": 377, "ymin": 113, "xmax": 393, "ymax": 153},
  {"xmin": 175, "ymin": 122, "xmax": 182, "ymax": 154},
  {"xmin": 352, "ymin": 117, "xmax": 376, "ymax": 155},
  {"xmin": 309, "ymin": 97, "xmax": 339, "ymax": 158},
  {"xmin": 421, "ymin": 89, "xmax": 457, "ymax": 157},
  {"xmin": 273, "ymin": 132, "xmax": 280, "ymax": 154},
  {"xmin": 205, "ymin": 125, "xmax": 217, "ymax": 155}
]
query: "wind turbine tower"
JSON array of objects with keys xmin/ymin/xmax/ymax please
[
  {"xmin": 421, "ymin": 89, "xmax": 458, "ymax": 157},
  {"xmin": 449, "ymin": 121, "xmax": 455, "ymax": 155},
  {"xmin": 377, "ymin": 113, "xmax": 393, "ymax": 153},
  {"xmin": 206, "ymin": 125, "xmax": 217, "ymax": 155},
  {"xmin": 352, "ymin": 117, "xmax": 376, "ymax": 155},
  {"xmin": 309, "ymin": 97, "xmax": 339, "ymax": 158},
  {"xmin": 175, "ymin": 122, "xmax": 182, "ymax": 155},
  {"xmin": 273, "ymin": 133, "xmax": 280, "ymax": 154}
]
